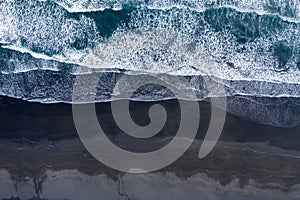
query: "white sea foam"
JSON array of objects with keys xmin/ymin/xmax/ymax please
[
  {"xmin": 3, "ymin": 45, "xmax": 54, "ymax": 61},
  {"xmin": 51, "ymin": 0, "xmax": 300, "ymax": 22},
  {"xmin": 0, "ymin": 0, "xmax": 300, "ymax": 101},
  {"xmin": 2, "ymin": 4, "xmax": 299, "ymax": 82},
  {"xmin": 0, "ymin": 0, "xmax": 99, "ymax": 56},
  {"xmin": 1, "ymin": 45, "xmax": 61, "ymax": 73}
]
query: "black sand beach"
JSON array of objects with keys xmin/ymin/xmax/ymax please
[{"xmin": 0, "ymin": 96, "xmax": 299, "ymax": 199}]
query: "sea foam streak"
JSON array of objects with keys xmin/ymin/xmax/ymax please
[{"xmin": 52, "ymin": 0, "xmax": 300, "ymax": 22}]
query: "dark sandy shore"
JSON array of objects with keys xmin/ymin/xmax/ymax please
[
  {"xmin": 1, "ymin": 96, "xmax": 300, "ymax": 150},
  {"xmin": 0, "ymin": 96, "xmax": 300, "ymax": 199}
]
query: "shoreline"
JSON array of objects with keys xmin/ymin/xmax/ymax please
[
  {"xmin": 0, "ymin": 96, "xmax": 300, "ymax": 198},
  {"xmin": 0, "ymin": 139, "xmax": 299, "ymax": 199},
  {"xmin": 0, "ymin": 96, "xmax": 299, "ymax": 149}
]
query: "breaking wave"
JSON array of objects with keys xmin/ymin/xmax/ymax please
[
  {"xmin": 52, "ymin": 0, "xmax": 300, "ymax": 21},
  {"xmin": 0, "ymin": 0, "xmax": 300, "ymax": 127}
]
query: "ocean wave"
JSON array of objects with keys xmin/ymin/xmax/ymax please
[
  {"xmin": 1, "ymin": 2, "xmax": 300, "ymax": 84},
  {"xmin": 0, "ymin": 0, "xmax": 99, "ymax": 55},
  {"xmin": 0, "ymin": 1, "xmax": 300, "ymax": 105},
  {"xmin": 0, "ymin": 47, "xmax": 300, "ymax": 103},
  {"xmin": 51, "ymin": 0, "xmax": 300, "ymax": 22},
  {"xmin": 1, "ymin": 46, "xmax": 300, "ymax": 127}
]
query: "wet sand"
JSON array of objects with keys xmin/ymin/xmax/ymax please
[{"xmin": 0, "ymin": 96, "xmax": 300, "ymax": 199}]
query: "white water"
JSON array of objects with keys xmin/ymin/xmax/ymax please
[
  {"xmin": 1, "ymin": 3, "xmax": 300, "ymax": 83},
  {"xmin": 52, "ymin": 0, "xmax": 300, "ymax": 22},
  {"xmin": 0, "ymin": 0, "xmax": 300, "ymax": 104}
]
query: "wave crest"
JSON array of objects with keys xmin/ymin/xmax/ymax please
[{"xmin": 52, "ymin": 0, "xmax": 300, "ymax": 22}]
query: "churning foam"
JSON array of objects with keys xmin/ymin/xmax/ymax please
[{"xmin": 1, "ymin": 0, "xmax": 300, "ymax": 84}]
